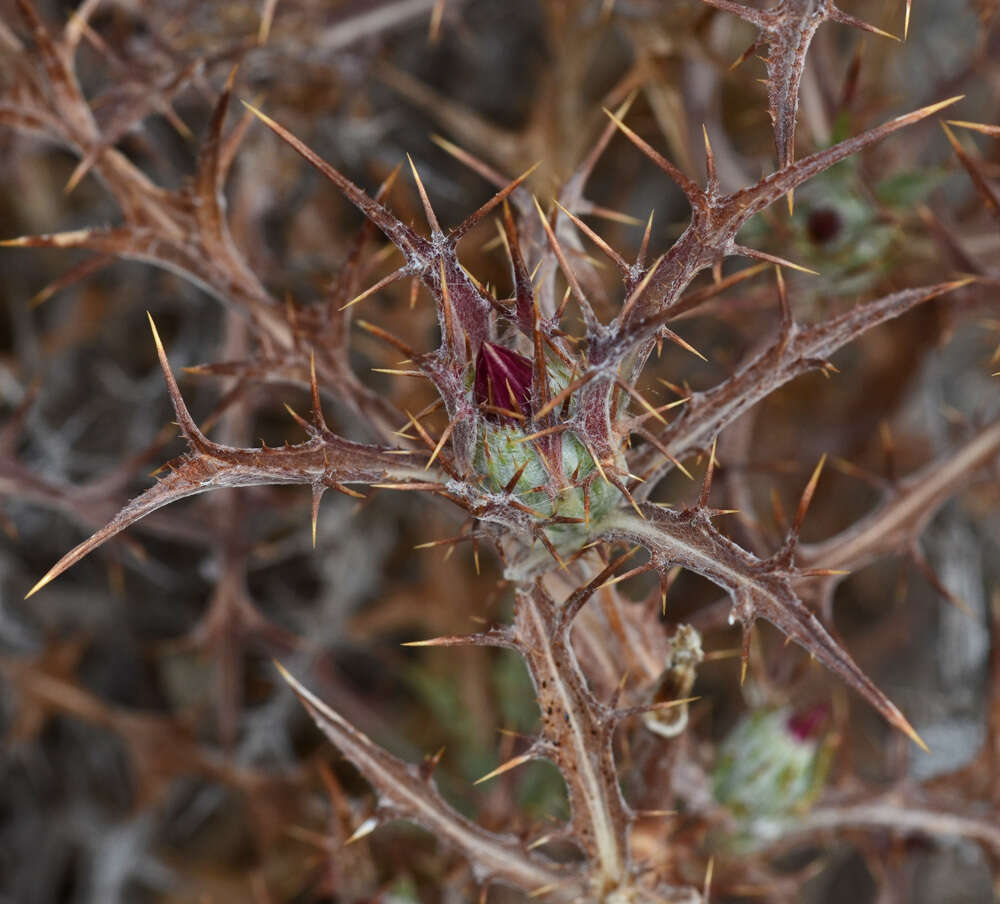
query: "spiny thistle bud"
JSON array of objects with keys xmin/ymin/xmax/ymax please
[
  {"xmin": 472, "ymin": 420, "xmax": 620, "ymax": 528},
  {"xmin": 470, "ymin": 343, "xmax": 622, "ymax": 532},
  {"xmin": 713, "ymin": 704, "xmax": 831, "ymax": 836}
]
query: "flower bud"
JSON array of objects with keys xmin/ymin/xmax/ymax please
[
  {"xmin": 468, "ymin": 346, "xmax": 623, "ymax": 533},
  {"xmin": 473, "ymin": 421, "xmax": 618, "ymax": 525},
  {"xmin": 712, "ymin": 704, "xmax": 831, "ymax": 833}
]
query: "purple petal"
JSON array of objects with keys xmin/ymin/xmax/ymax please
[
  {"xmin": 474, "ymin": 342, "xmax": 533, "ymax": 422},
  {"xmin": 786, "ymin": 703, "xmax": 830, "ymax": 743}
]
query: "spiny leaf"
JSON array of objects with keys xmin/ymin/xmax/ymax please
[
  {"xmin": 946, "ymin": 120, "xmax": 1000, "ymax": 138},
  {"xmin": 730, "ymin": 244, "xmax": 819, "ymax": 276},
  {"xmin": 243, "ymin": 102, "xmax": 429, "ymax": 261},
  {"xmin": 64, "ymin": 60, "xmax": 199, "ymax": 193},
  {"xmin": 450, "ymin": 161, "xmax": 541, "ymax": 244},
  {"xmin": 603, "ymin": 108, "xmax": 704, "ymax": 209},
  {"xmin": 721, "ymin": 95, "xmax": 964, "ymax": 237},
  {"xmin": 633, "ymin": 278, "xmax": 973, "ymax": 495},
  {"xmin": 25, "ymin": 320, "xmax": 425, "ymax": 597},
  {"xmin": 703, "ymin": 0, "xmax": 899, "ymax": 169},
  {"xmin": 406, "ymin": 153, "xmax": 443, "ymax": 234},
  {"xmin": 607, "ymin": 97, "xmax": 963, "ymax": 342},
  {"xmin": 473, "ymin": 751, "xmax": 538, "ymax": 785},
  {"xmin": 532, "ymin": 196, "xmax": 600, "ymax": 332},
  {"xmin": 940, "ymin": 122, "xmax": 1000, "ymax": 218},
  {"xmin": 243, "ymin": 102, "xmax": 496, "ymax": 350},
  {"xmin": 24, "ymin": 455, "xmax": 225, "ymax": 599},
  {"xmin": 401, "ymin": 629, "xmax": 513, "ymax": 649},
  {"xmin": 275, "ymin": 662, "xmax": 574, "ymax": 893},
  {"xmin": 0, "ymin": 225, "xmax": 280, "ymax": 323}
]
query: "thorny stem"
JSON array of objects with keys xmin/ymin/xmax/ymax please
[
  {"xmin": 630, "ymin": 280, "xmax": 971, "ymax": 498},
  {"xmin": 515, "ymin": 587, "xmax": 629, "ymax": 890}
]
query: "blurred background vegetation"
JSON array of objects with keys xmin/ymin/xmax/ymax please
[{"xmin": 1, "ymin": 0, "xmax": 998, "ymax": 901}]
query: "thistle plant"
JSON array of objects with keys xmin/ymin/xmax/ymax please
[
  {"xmin": 712, "ymin": 704, "xmax": 832, "ymax": 840},
  {"xmin": 2, "ymin": 0, "xmax": 1000, "ymax": 901}
]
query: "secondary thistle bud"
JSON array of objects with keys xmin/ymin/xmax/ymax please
[
  {"xmin": 474, "ymin": 342, "xmax": 533, "ymax": 422},
  {"xmin": 712, "ymin": 704, "xmax": 831, "ymax": 837}
]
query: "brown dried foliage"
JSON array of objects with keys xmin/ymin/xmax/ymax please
[{"xmin": 2, "ymin": 0, "xmax": 999, "ymax": 901}]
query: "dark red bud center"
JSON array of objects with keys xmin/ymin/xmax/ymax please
[
  {"xmin": 474, "ymin": 342, "xmax": 533, "ymax": 423},
  {"xmin": 786, "ymin": 703, "xmax": 830, "ymax": 742},
  {"xmin": 806, "ymin": 207, "xmax": 843, "ymax": 245}
]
